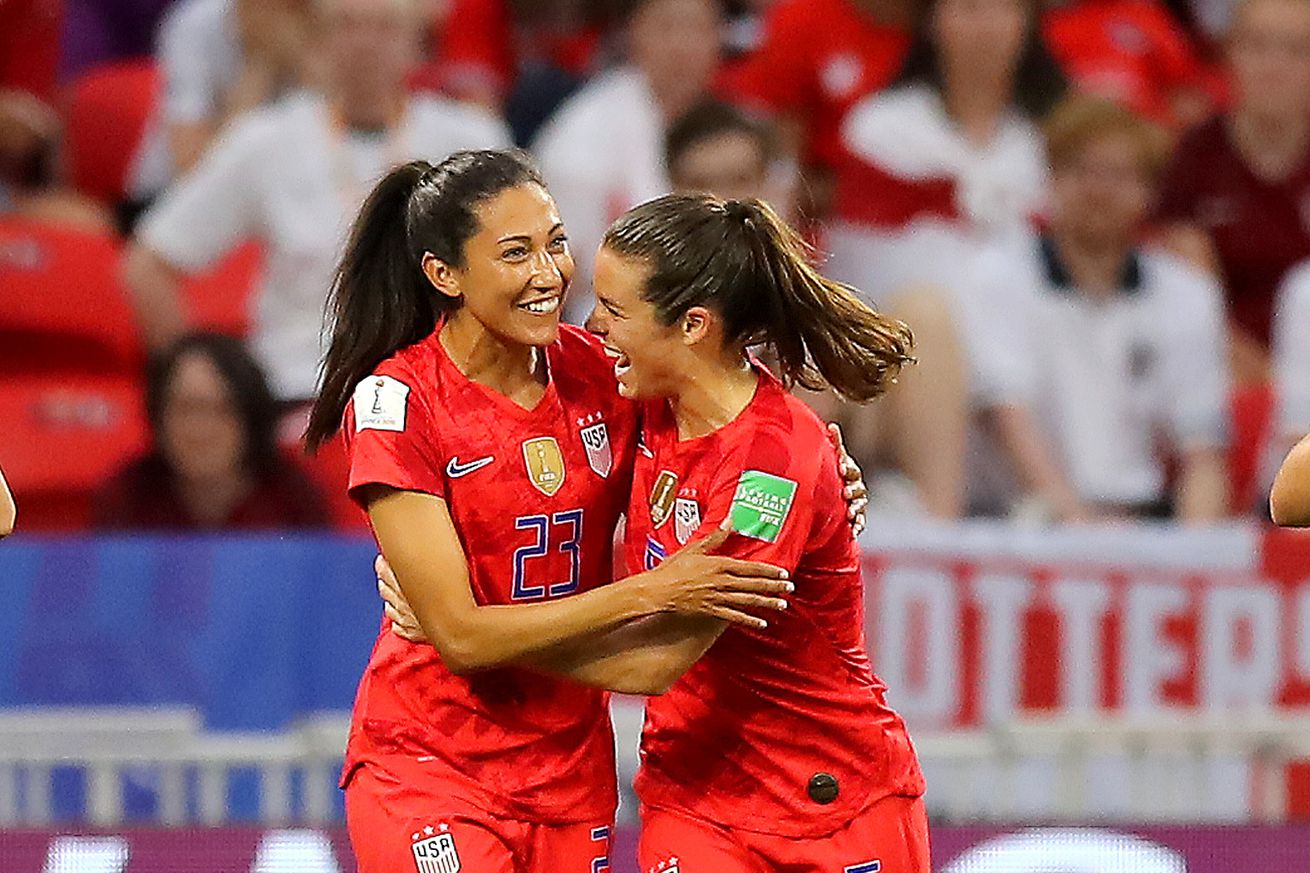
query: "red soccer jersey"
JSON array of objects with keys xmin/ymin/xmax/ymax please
[
  {"xmin": 1156, "ymin": 116, "xmax": 1310, "ymax": 347},
  {"xmin": 626, "ymin": 369, "xmax": 925, "ymax": 838},
  {"xmin": 340, "ymin": 324, "xmax": 637, "ymax": 824},
  {"xmin": 727, "ymin": 0, "xmax": 909, "ymax": 171}
]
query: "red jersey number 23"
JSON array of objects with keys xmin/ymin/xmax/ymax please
[{"xmin": 511, "ymin": 510, "xmax": 584, "ymax": 600}]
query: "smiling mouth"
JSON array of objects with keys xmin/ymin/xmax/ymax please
[
  {"xmin": 519, "ymin": 296, "xmax": 561, "ymax": 315},
  {"xmin": 604, "ymin": 346, "xmax": 632, "ymax": 378}
]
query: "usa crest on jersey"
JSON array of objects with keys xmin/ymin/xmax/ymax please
[
  {"xmin": 411, "ymin": 827, "xmax": 460, "ymax": 873},
  {"xmin": 674, "ymin": 497, "xmax": 700, "ymax": 545},
  {"xmin": 578, "ymin": 414, "xmax": 612, "ymax": 478}
]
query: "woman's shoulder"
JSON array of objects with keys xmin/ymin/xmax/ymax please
[{"xmin": 365, "ymin": 333, "xmax": 443, "ymax": 387}]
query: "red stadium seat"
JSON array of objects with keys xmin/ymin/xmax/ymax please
[
  {"xmin": 0, "ymin": 374, "xmax": 149, "ymax": 530},
  {"xmin": 0, "ymin": 218, "xmax": 144, "ymax": 375},
  {"xmin": 64, "ymin": 60, "xmax": 160, "ymax": 204}
]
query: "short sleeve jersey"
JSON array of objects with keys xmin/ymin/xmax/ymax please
[
  {"xmin": 340, "ymin": 325, "xmax": 637, "ymax": 824},
  {"xmin": 626, "ymin": 370, "xmax": 924, "ymax": 838}
]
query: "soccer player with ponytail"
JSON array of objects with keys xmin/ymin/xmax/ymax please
[
  {"xmin": 305, "ymin": 152, "xmax": 796, "ymax": 872},
  {"xmin": 580, "ymin": 194, "xmax": 930, "ymax": 872}
]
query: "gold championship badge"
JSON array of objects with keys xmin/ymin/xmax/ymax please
[
  {"xmin": 523, "ymin": 437, "xmax": 566, "ymax": 496},
  {"xmin": 649, "ymin": 470, "xmax": 678, "ymax": 528}
]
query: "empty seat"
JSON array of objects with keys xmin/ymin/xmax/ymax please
[
  {"xmin": 0, "ymin": 218, "xmax": 143, "ymax": 375},
  {"xmin": 0, "ymin": 374, "xmax": 149, "ymax": 530},
  {"xmin": 64, "ymin": 61, "xmax": 160, "ymax": 204}
]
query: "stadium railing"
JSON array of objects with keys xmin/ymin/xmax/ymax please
[{"xmin": 4, "ymin": 705, "xmax": 1310, "ymax": 827}]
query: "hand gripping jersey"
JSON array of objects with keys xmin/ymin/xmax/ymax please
[
  {"xmin": 340, "ymin": 325, "xmax": 636, "ymax": 824},
  {"xmin": 628, "ymin": 368, "xmax": 925, "ymax": 837}
]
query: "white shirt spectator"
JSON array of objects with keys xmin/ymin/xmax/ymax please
[
  {"xmin": 138, "ymin": 91, "xmax": 511, "ymax": 400},
  {"xmin": 824, "ymin": 82, "xmax": 1048, "ymax": 303},
  {"xmin": 532, "ymin": 67, "xmax": 672, "ymax": 322},
  {"xmin": 1274, "ymin": 259, "xmax": 1310, "ymax": 439},
  {"xmin": 129, "ymin": 0, "xmax": 244, "ymax": 198},
  {"xmin": 968, "ymin": 233, "xmax": 1229, "ymax": 508}
]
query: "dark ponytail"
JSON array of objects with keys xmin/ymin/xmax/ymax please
[
  {"xmin": 601, "ymin": 194, "xmax": 915, "ymax": 402},
  {"xmin": 305, "ymin": 149, "xmax": 545, "ymax": 450}
]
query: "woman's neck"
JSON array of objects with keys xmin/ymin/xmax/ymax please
[
  {"xmin": 1230, "ymin": 107, "xmax": 1310, "ymax": 181},
  {"xmin": 1048, "ymin": 225, "xmax": 1133, "ymax": 301},
  {"xmin": 669, "ymin": 354, "xmax": 759, "ymax": 441},
  {"xmin": 941, "ymin": 67, "xmax": 1012, "ymax": 146},
  {"xmin": 329, "ymin": 89, "xmax": 406, "ymax": 133},
  {"xmin": 440, "ymin": 314, "xmax": 546, "ymax": 403}
]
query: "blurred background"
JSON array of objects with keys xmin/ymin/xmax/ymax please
[{"xmin": 3, "ymin": 0, "xmax": 1310, "ymax": 869}]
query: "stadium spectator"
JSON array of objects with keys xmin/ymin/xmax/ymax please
[
  {"xmin": 1, "ymin": 88, "xmax": 114, "ymax": 232},
  {"xmin": 122, "ymin": 0, "xmax": 511, "ymax": 403},
  {"xmin": 92, "ymin": 332, "xmax": 330, "ymax": 530},
  {"xmin": 0, "ymin": 464, "xmax": 15, "ymax": 538},
  {"xmin": 59, "ymin": 0, "xmax": 175, "ymax": 82},
  {"xmin": 533, "ymin": 0, "xmax": 722, "ymax": 321},
  {"xmin": 664, "ymin": 99, "xmax": 777, "ymax": 203},
  {"xmin": 727, "ymin": 0, "xmax": 914, "ymax": 217},
  {"xmin": 1042, "ymin": 0, "xmax": 1213, "ymax": 128},
  {"xmin": 128, "ymin": 0, "xmax": 315, "ymax": 202},
  {"xmin": 824, "ymin": 0, "xmax": 1066, "ymax": 303},
  {"xmin": 1157, "ymin": 0, "xmax": 1310, "ymax": 384},
  {"xmin": 968, "ymin": 97, "xmax": 1229, "ymax": 523}
]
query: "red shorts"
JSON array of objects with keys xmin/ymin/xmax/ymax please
[
  {"xmin": 345, "ymin": 759, "xmax": 613, "ymax": 873},
  {"xmin": 637, "ymin": 794, "xmax": 931, "ymax": 873}
]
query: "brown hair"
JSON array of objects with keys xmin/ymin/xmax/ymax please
[
  {"xmin": 1044, "ymin": 96, "xmax": 1172, "ymax": 180},
  {"xmin": 601, "ymin": 194, "xmax": 914, "ymax": 402},
  {"xmin": 306, "ymin": 149, "xmax": 545, "ymax": 450}
]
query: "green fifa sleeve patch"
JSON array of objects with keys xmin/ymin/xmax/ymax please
[{"xmin": 729, "ymin": 470, "xmax": 798, "ymax": 543}]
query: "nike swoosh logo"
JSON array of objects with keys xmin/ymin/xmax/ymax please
[{"xmin": 446, "ymin": 455, "xmax": 495, "ymax": 478}]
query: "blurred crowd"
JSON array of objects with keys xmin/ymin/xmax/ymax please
[{"xmin": 1, "ymin": 0, "xmax": 1306, "ymax": 531}]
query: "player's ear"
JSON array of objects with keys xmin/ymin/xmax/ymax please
[
  {"xmin": 421, "ymin": 252, "xmax": 462, "ymax": 302},
  {"xmin": 680, "ymin": 306, "xmax": 714, "ymax": 346}
]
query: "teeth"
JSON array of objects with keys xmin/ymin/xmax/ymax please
[{"xmin": 523, "ymin": 297, "xmax": 560, "ymax": 314}]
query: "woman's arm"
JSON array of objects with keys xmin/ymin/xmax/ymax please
[
  {"xmin": 1272, "ymin": 434, "xmax": 1310, "ymax": 526},
  {"xmin": 0, "ymin": 465, "xmax": 14, "ymax": 537},
  {"xmin": 365, "ymin": 486, "xmax": 791, "ymax": 675},
  {"xmin": 986, "ymin": 404, "xmax": 1093, "ymax": 523},
  {"xmin": 377, "ymin": 547, "xmax": 727, "ymax": 695}
]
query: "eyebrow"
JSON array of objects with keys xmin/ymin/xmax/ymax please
[{"xmin": 496, "ymin": 223, "xmax": 566, "ymax": 245}]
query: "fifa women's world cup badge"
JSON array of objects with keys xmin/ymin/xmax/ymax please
[{"xmin": 523, "ymin": 437, "xmax": 566, "ymax": 496}]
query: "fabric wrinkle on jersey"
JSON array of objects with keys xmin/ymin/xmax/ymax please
[
  {"xmin": 341, "ymin": 324, "xmax": 638, "ymax": 824},
  {"xmin": 627, "ymin": 367, "xmax": 925, "ymax": 838}
]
